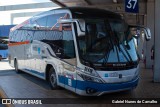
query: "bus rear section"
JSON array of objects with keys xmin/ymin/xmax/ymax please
[{"xmin": 9, "ymin": 7, "xmax": 151, "ymax": 96}]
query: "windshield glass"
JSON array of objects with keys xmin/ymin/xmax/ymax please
[{"xmin": 77, "ymin": 18, "xmax": 138, "ymax": 64}]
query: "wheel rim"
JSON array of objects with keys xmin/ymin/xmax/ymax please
[{"xmin": 50, "ymin": 73, "xmax": 56, "ymax": 87}]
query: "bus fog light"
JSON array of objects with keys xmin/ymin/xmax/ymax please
[{"xmin": 86, "ymin": 87, "xmax": 97, "ymax": 94}]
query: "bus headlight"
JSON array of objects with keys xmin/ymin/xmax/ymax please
[
  {"xmin": 77, "ymin": 72, "xmax": 104, "ymax": 83},
  {"xmin": 76, "ymin": 67, "xmax": 105, "ymax": 83},
  {"xmin": 76, "ymin": 66, "xmax": 99, "ymax": 77},
  {"xmin": 84, "ymin": 66, "xmax": 99, "ymax": 77}
]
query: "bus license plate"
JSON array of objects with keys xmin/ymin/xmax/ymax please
[{"xmin": 105, "ymin": 72, "xmax": 119, "ymax": 77}]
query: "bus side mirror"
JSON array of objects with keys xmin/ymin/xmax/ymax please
[
  {"xmin": 129, "ymin": 25, "xmax": 151, "ymax": 41},
  {"xmin": 143, "ymin": 27, "xmax": 151, "ymax": 41},
  {"xmin": 128, "ymin": 25, "xmax": 151, "ymax": 60},
  {"xmin": 58, "ymin": 19, "xmax": 86, "ymax": 36},
  {"xmin": 77, "ymin": 19, "xmax": 85, "ymax": 36}
]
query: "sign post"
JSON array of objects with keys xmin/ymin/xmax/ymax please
[{"xmin": 125, "ymin": 0, "xmax": 139, "ymax": 13}]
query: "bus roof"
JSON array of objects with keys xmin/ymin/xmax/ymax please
[
  {"xmin": 54, "ymin": 7, "xmax": 121, "ymax": 19},
  {"xmin": 11, "ymin": 7, "xmax": 122, "ymax": 32}
]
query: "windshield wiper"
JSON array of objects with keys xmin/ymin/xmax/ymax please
[
  {"xmin": 114, "ymin": 32, "xmax": 133, "ymax": 63},
  {"xmin": 113, "ymin": 32, "xmax": 121, "ymax": 62},
  {"xmin": 119, "ymin": 45, "xmax": 130, "ymax": 62},
  {"xmin": 102, "ymin": 40, "xmax": 115, "ymax": 65},
  {"xmin": 121, "ymin": 43, "xmax": 133, "ymax": 63},
  {"xmin": 80, "ymin": 56, "xmax": 95, "ymax": 69}
]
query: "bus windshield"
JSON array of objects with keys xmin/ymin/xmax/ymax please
[{"xmin": 77, "ymin": 18, "xmax": 138, "ymax": 65}]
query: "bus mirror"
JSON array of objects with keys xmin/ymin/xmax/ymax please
[
  {"xmin": 76, "ymin": 19, "xmax": 85, "ymax": 36},
  {"xmin": 77, "ymin": 19, "xmax": 85, "ymax": 33},
  {"xmin": 129, "ymin": 25, "xmax": 151, "ymax": 41},
  {"xmin": 143, "ymin": 27, "xmax": 151, "ymax": 41},
  {"xmin": 58, "ymin": 19, "xmax": 85, "ymax": 36}
]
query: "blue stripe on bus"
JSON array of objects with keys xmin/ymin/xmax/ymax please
[
  {"xmin": 58, "ymin": 75, "xmax": 138, "ymax": 92},
  {"xmin": 58, "ymin": 75, "xmax": 77, "ymax": 88},
  {"xmin": 24, "ymin": 69, "xmax": 45, "ymax": 77}
]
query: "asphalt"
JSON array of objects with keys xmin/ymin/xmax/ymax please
[{"xmin": 0, "ymin": 60, "xmax": 160, "ymax": 107}]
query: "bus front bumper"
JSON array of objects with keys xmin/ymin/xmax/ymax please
[{"xmin": 75, "ymin": 77, "xmax": 139, "ymax": 96}]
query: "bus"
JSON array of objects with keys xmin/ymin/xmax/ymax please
[
  {"xmin": 0, "ymin": 38, "xmax": 8, "ymax": 60},
  {"xmin": 0, "ymin": 25, "xmax": 15, "ymax": 60},
  {"xmin": 9, "ymin": 7, "xmax": 151, "ymax": 96}
]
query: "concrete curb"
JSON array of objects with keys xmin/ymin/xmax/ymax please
[{"xmin": 0, "ymin": 86, "xmax": 14, "ymax": 107}]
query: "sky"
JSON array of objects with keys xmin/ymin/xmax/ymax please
[{"xmin": 0, "ymin": 0, "xmax": 51, "ymax": 6}]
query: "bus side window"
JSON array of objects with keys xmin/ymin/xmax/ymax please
[
  {"xmin": 9, "ymin": 31, "xmax": 14, "ymax": 42},
  {"xmin": 46, "ymin": 14, "xmax": 58, "ymax": 30},
  {"xmin": 13, "ymin": 30, "xmax": 19, "ymax": 42},
  {"xmin": 32, "ymin": 16, "xmax": 48, "ymax": 30},
  {"xmin": 31, "ymin": 16, "xmax": 48, "ymax": 40},
  {"xmin": 47, "ymin": 13, "xmax": 70, "ymax": 31}
]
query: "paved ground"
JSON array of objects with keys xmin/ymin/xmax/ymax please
[
  {"xmin": 0, "ymin": 59, "xmax": 13, "ymax": 71},
  {"xmin": 0, "ymin": 59, "xmax": 160, "ymax": 107}
]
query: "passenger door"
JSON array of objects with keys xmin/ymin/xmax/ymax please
[{"xmin": 59, "ymin": 24, "xmax": 77, "ymax": 92}]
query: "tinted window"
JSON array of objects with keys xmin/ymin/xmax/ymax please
[
  {"xmin": 26, "ymin": 30, "xmax": 34, "ymax": 41},
  {"xmin": 47, "ymin": 13, "xmax": 70, "ymax": 30},
  {"xmin": 32, "ymin": 16, "xmax": 47, "ymax": 29},
  {"xmin": 20, "ymin": 16, "xmax": 48, "ymax": 30},
  {"xmin": 11, "ymin": 13, "xmax": 71, "ymax": 42},
  {"xmin": 41, "ymin": 24, "xmax": 75, "ymax": 59},
  {"xmin": 47, "ymin": 14, "xmax": 58, "ymax": 28},
  {"xmin": 10, "ymin": 30, "xmax": 18, "ymax": 42}
]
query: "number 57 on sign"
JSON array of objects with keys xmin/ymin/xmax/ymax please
[{"xmin": 125, "ymin": 0, "xmax": 139, "ymax": 13}]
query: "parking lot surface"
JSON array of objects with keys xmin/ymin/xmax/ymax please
[{"xmin": 0, "ymin": 60, "xmax": 160, "ymax": 107}]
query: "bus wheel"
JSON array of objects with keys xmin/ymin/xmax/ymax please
[
  {"xmin": 14, "ymin": 60, "xmax": 21, "ymax": 73},
  {"xmin": 49, "ymin": 68, "xmax": 58, "ymax": 89}
]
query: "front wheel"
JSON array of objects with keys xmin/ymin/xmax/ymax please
[{"xmin": 49, "ymin": 68, "xmax": 58, "ymax": 89}]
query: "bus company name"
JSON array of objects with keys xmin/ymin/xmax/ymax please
[
  {"xmin": 112, "ymin": 64, "xmax": 126, "ymax": 67},
  {"xmin": 12, "ymin": 99, "xmax": 42, "ymax": 104}
]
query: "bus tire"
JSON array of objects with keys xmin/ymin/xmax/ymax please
[
  {"xmin": 49, "ymin": 67, "xmax": 58, "ymax": 90},
  {"xmin": 14, "ymin": 60, "xmax": 21, "ymax": 73}
]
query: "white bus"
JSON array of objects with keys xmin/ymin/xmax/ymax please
[{"xmin": 9, "ymin": 7, "xmax": 151, "ymax": 96}]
